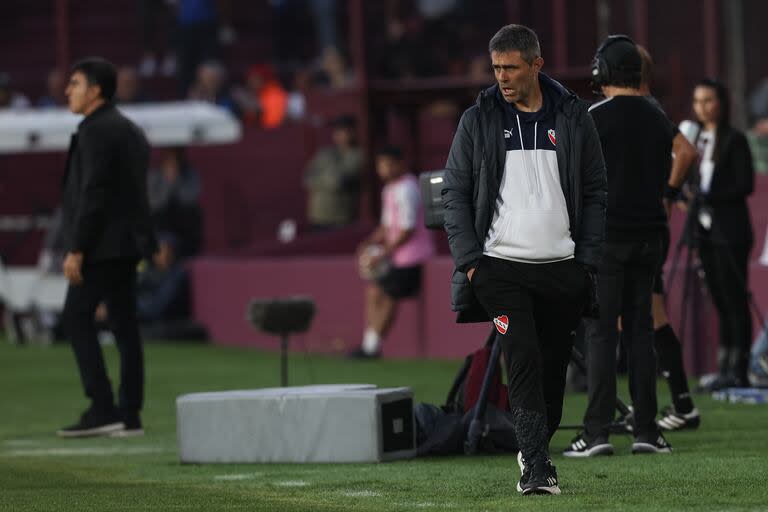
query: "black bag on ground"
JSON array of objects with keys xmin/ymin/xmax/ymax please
[{"xmin": 414, "ymin": 345, "xmax": 518, "ymax": 456}]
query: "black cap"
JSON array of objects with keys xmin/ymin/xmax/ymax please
[{"xmin": 601, "ymin": 37, "xmax": 641, "ymax": 86}]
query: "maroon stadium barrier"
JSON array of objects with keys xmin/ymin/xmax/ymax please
[{"xmin": 191, "ymin": 177, "xmax": 768, "ymax": 374}]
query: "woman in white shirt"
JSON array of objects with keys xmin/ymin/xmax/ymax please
[{"xmin": 690, "ymin": 79, "xmax": 755, "ymax": 389}]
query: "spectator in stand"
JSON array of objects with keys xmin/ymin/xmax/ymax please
[
  {"xmin": 216, "ymin": 0, "xmax": 237, "ymax": 46},
  {"xmin": 233, "ymin": 64, "xmax": 288, "ymax": 128},
  {"xmin": 139, "ymin": 147, "xmax": 202, "ymax": 324},
  {"xmin": 376, "ymin": 4, "xmax": 429, "ymax": 80},
  {"xmin": 748, "ymin": 77, "xmax": 768, "ymax": 136},
  {"xmin": 309, "ymin": 0, "xmax": 339, "ymax": 54},
  {"xmin": 313, "ymin": 46, "xmax": 355, "ymax": 89},
  {"xmin": 187, "ymin": 61, "xmax": 239, "ymax": 117},
  {"xmin": 147, "ymin": 147, "xmax": 202, "ymax": 259},
  {"xmin": 175, "ymin": 0, "xmax": 220, "ymax": 94},
  {"xmin": 349, "ymin": 145, "xmax": 435, "ymax": 359},
  {"xmin": 303, "ymin": 115, "xmax": 363, "ymax": 230},
  {"xmin": 285, "ymin": 69, "xmax": 309, "ymax": 121},
  {"xmin": 137, "ymin": 0, "xmax": 176, "ymax": 77},
  {"xmin": 115, "ymin": 67, "xmax": 152, "ymax": 104},
  {"xmin": 0, "ymin": 72, "xmax": 30, "ymax": 110},
  {"xmin": 37, "ymin": 69, "xmax": 67, "ymax": 108}
]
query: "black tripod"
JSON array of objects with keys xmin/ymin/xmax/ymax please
[
  {"xmin": 463, "ymin": 325, "xmax": 633, "ymax": 454},
  {"xmin": 666, "ymin": 190, "xmax": 766, "ymax": 387}
]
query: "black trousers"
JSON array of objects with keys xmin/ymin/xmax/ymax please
[
  {"xmin": 698, "ymin": 241, "xmax": 752, "ymax": 381},
  {"xmin": 471, "ymin": 256, "xmax": 587, "ymax": 439},
  {"xmin": 584, "ymin": 236, "xmax": 662, "ymax": 440},
  {"xmin": 63, "ymin": 260, "xmax": 143, "ymax": 414}
]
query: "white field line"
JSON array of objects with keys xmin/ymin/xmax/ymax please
[
  {"xmin": 2, "ymin": 445, "xmax": 166, "ymax": 457},
  {"xmin": 213, "ymin": 473, "xmax": 264, "ymax": 481},
  {"xmin": 272, "ymin": 480, "xmax": 310, "ymax": 487},
  {"xmin": 340, "ymin": 490, "xmax": 381, "ymax": 497},
  {"xmin": 2, "ymin": 439, "xmax": 42, "ymax": 447},
  {"xmin": 393, "ymin": 502, "xmax": 454, "ymax": 509}
]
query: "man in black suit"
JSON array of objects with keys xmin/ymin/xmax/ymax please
[{"xmin": 57, "ymin": 58, "xmax": 157, "ymax": 438}]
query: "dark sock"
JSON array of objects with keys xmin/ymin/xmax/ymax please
[
  {"xmin": 510, "ymin": 407, "xmax": 549, "ymax": 466},
  {"xmin": 654, "ymin": 324, "xmax": 694, "ymax": 413}
]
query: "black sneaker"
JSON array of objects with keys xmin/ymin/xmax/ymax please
[
  {"xmin": 111, "ymin": 411, "xmax": 144, "ymax": 438},
  {"xmin": 563, "ymin": 433, "xmax": 614, "ymax": 457},
  {"xmin": 657, "ymin": 406, "xmax": 700, "ymax": 431},
  {"xmin": 346, "ymin": 347, "xmax": 381, "ymax": 360},
  {"xmin": 57, "ymin": 407, "xmax": 124, "ymax": 438},
  {"xmin": 632, "ymin": 433, "xmax": 673, "ymax": 454},
  {"xmin": 516, "ymin": 451, "xmax": 529, "ymax": 493},
  {"xmin": 522, "ymin": 460, "xmax": 561, "ymax": 496}
]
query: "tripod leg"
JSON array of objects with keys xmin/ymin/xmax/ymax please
[
  {"xmin": 281, "ymin": 334, "xmax": 289, "ymax": 387},
  {"xmin": 465, "ymin": 329, "xmax": 502, "ymax": 455}
]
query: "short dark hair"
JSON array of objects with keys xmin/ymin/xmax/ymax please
[
  {"xmin": 70, "ymin": 57, "xmax": 117, "ymax": 101},
  {"xmin": 636, "ymin": 45, "xmax": 653, "ymax": 87},
  {"xmin": 377, "ymin": 145, "xmax": 404, "ymax": 161},
  {"xmin": 488, "ymin": 24, "xmax": 541, "ymax": 64}
]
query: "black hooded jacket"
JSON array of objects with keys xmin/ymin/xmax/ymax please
[{"xmin": 442, "ymin": 74, "xmax": 607, "ymax": 322}]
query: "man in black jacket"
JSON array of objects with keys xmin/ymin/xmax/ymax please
[
  {"xmin": 442, "ymin": 24, "xmax": 607, "ymax": 495},
  {"xmin": 57, "ymin": 58, "xmax": 157, "ymax": 438}
]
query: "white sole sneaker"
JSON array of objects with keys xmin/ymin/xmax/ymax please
[
  {"xmin": 110, "ymin": 428, "xmax": 145, "ymax": 438},
  {"xmin": 516, "ymin": 451, "xmax": 526, "ymax": 492},
  {"xmin": 522, "ymin": 483, "xmax": 561, "ymax": 496},
  {"xmin": 563, "ymin": 442, "xmax": 614, "ymax": 458},
  {"xmin": 563, "ymin": 438, "xmax": 613, "ymax": 457},
  {"xmin": 631, "ymin": 442, "xmax": 672, "ymax": 454},
  {"xmin": 657, "ymin": 408, "xmax": 700, "ymax": 431},
  {"xmin": 57, "ymin": 422, "xmax": 124, "ymax": 438}
]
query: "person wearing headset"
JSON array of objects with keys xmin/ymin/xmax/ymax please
[
  {"xmin": 564, "ymin": 35, "xmax": 687, "ymax": 458},
  {"xmin": 689, "ymin": 79, "xmax": 755, "ymax": 391}
]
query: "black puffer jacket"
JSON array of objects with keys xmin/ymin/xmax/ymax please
[{"xmin": 442, "ymin": 75, "xmax": 607, "ymax": 322}]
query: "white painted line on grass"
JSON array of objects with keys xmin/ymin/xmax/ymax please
[
  {"xmin": 213, "ymin": 473, "xmax": 264, "ymax": 481},
  {"xmin": 341, "ymin": 490, "xmax": 381, "ymax": 497},
  {"xmin": 2, "ymin": 446, "xmax": 166, "ymax": 457},
  {"xmin": 394, "ymin": 502, "xmax": 454, "ymax": 509},
  {"xmin": 2, "ymin": 440, "xmax": 41, "ymax": 447},
  {"xmin": 272, "ymin": 480, "xmax": 310, "ymax": 487}
]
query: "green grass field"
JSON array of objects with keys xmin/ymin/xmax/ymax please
[{"xmin": 1, "ymin": 340, "xmax": 766, "ymax": 511}]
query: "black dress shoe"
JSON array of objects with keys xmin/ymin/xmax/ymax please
[
  {"xmin": 57, "ymin": 407, "xmax": 124, "ymax": 438},
  {"xmin": 111, "ymin": 411, "xmax": 144, "ymax": 437},
  {"xmin": 346, "ymin": 347, "xmax": 381, "ymax": 360}
]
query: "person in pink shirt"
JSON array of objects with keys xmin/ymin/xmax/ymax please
[{"xmin": 350, "ymin": 146, "xmax": 435, "ymax": 358}]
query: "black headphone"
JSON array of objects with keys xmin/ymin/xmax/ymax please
[{"xmin": 590, "ymin": 34, "xmax": 638, "ymax": 93}]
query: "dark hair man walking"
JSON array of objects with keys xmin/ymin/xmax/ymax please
[
  {"xmin": 442, "ymin": 24, "xmax": 607, "ymax": 495},
  {"xmin": 58, "ymin": 57, "xmax": 157, "ymax": 438}
]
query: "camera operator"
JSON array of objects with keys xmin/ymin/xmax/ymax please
[
  {"xmin": 689, "ymin": 79, "xmax": 755, "ymax": 390},
  {"xmin": 564, "ymin": 36, "xmax": 686, "ymax": 458}
]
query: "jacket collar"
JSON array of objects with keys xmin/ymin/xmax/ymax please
[
  {"xmin": 78, "ymin": 101, "xmax": 115, "ymax": 129},
  {"xmin": 477, "ymin": 73, "xmax": 579, "ymax": 117}
]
